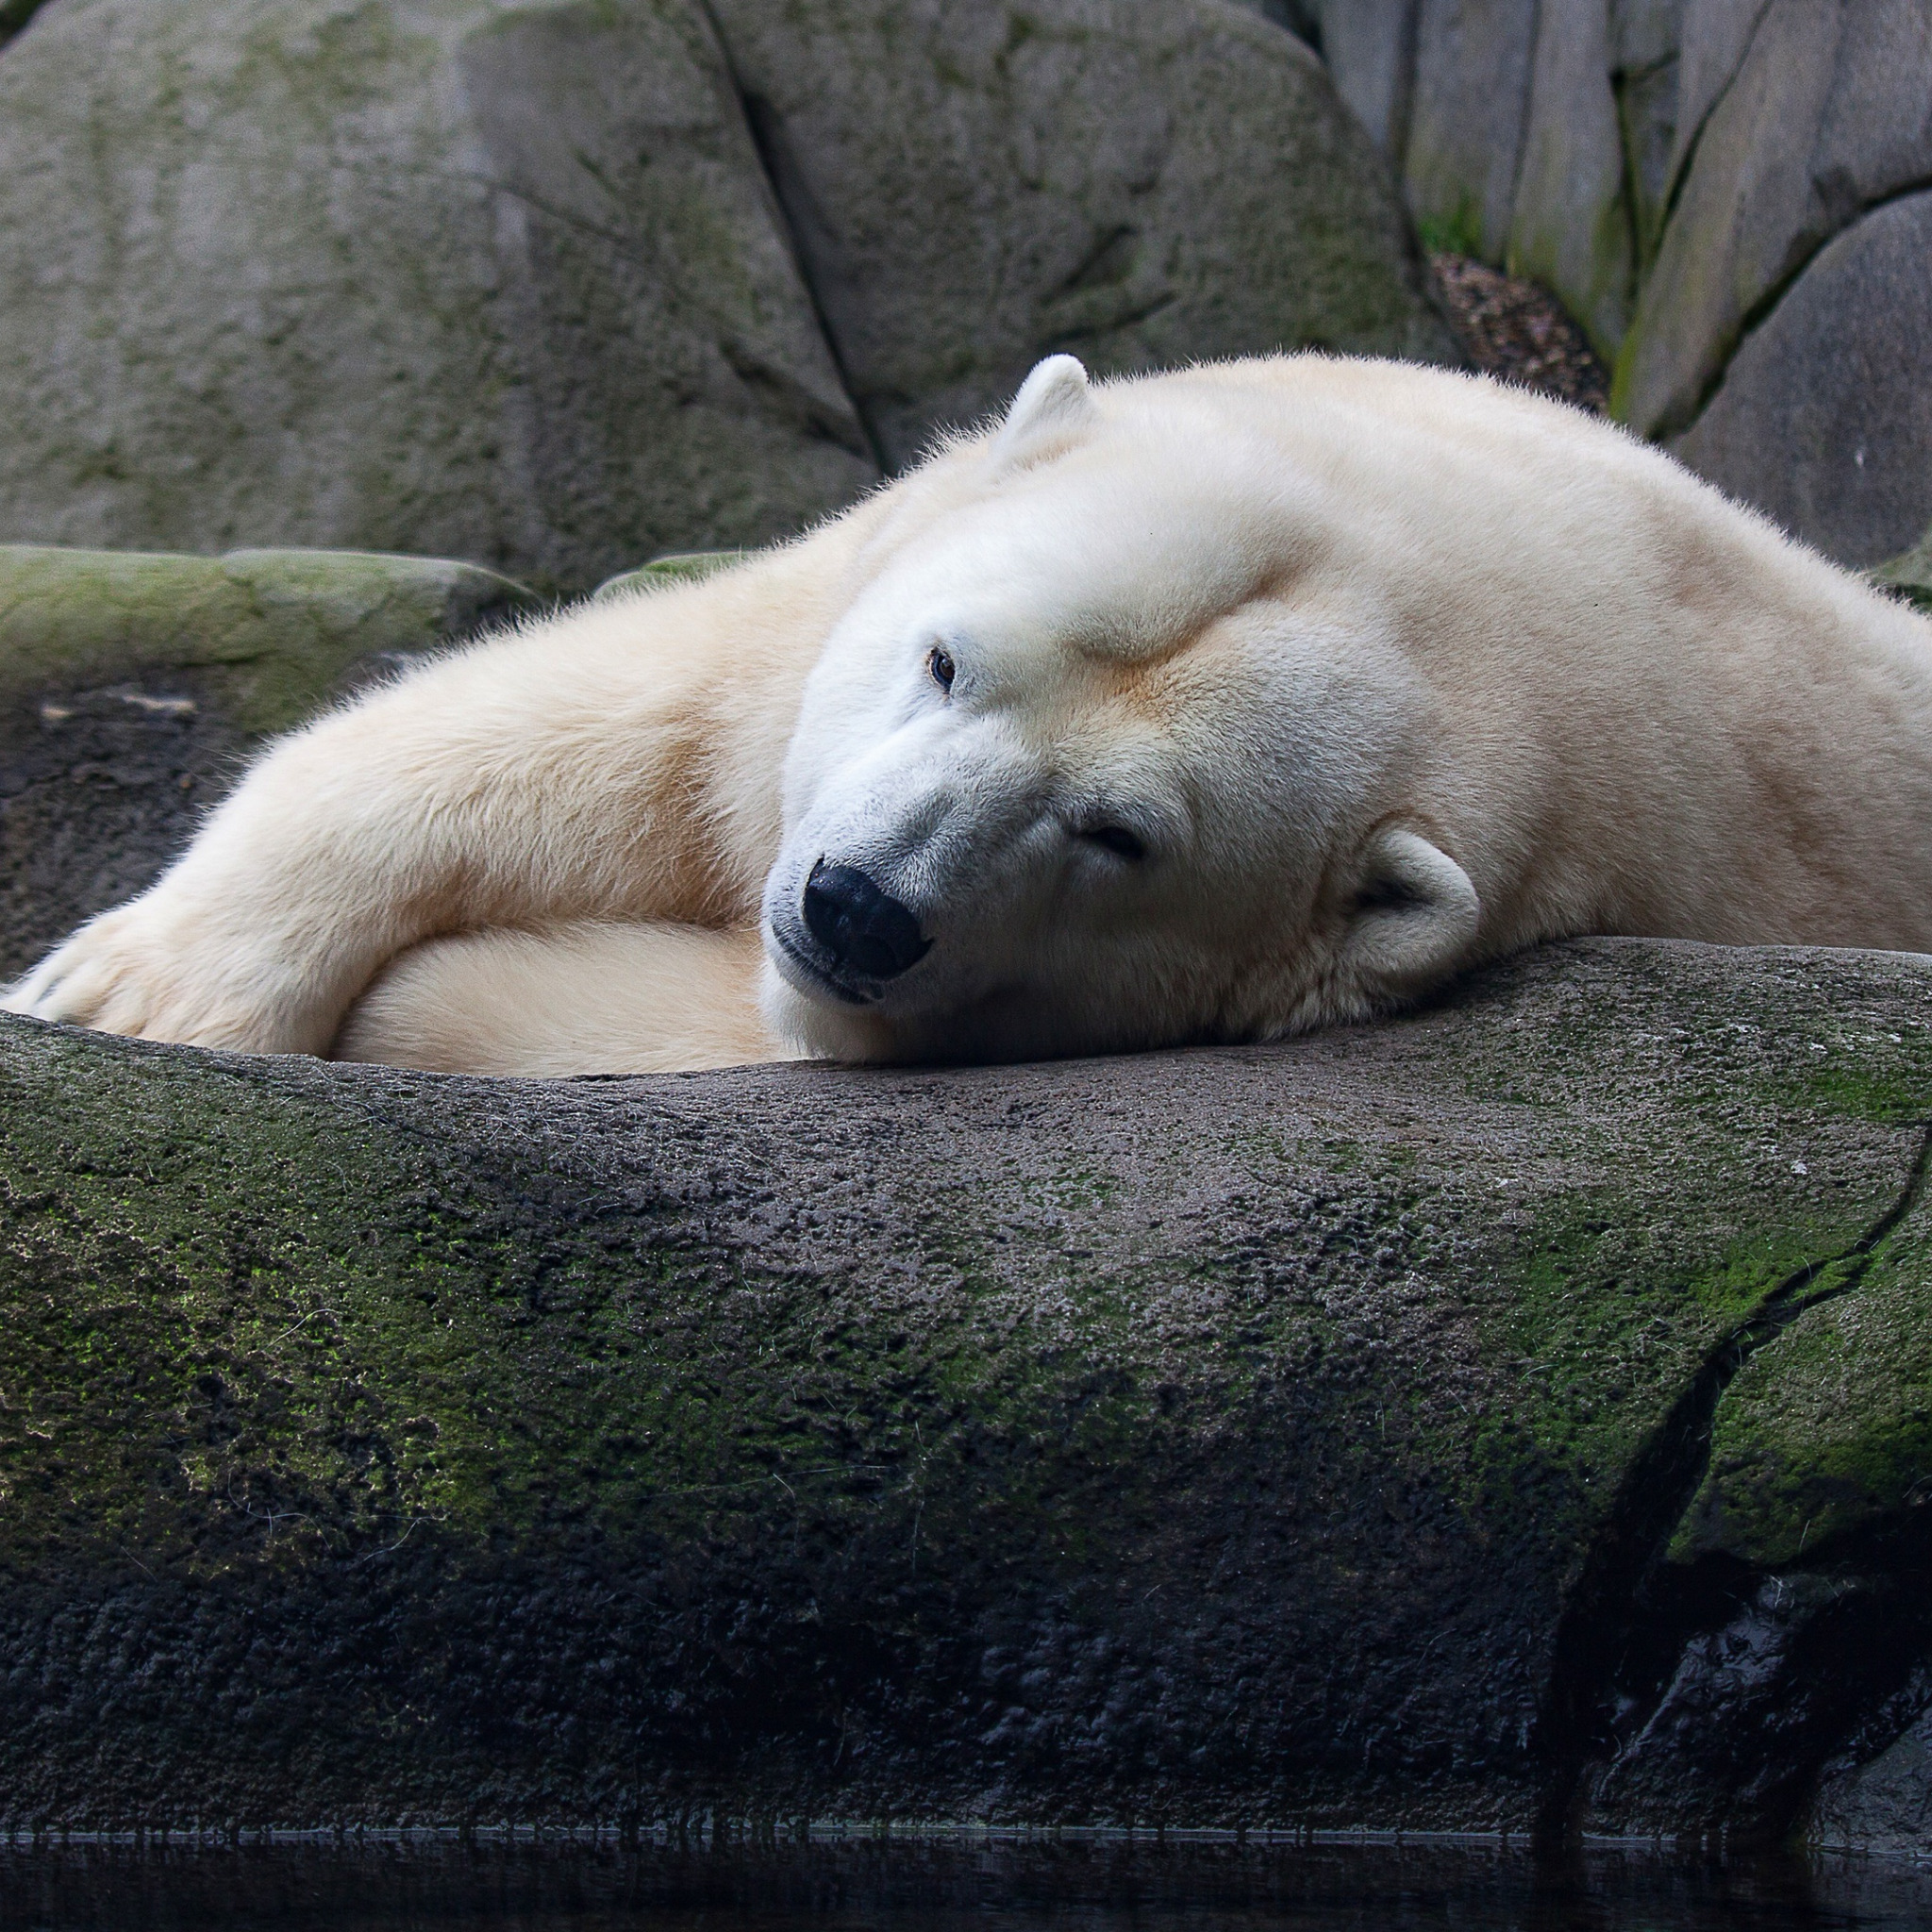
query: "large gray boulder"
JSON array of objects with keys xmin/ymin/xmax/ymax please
[
  {"xmin": 1674, "ymin": 193, "xmax": 1932, "ymax": 568},
  {"xmin": 1617, "ymin": 1, "xmax": 1932, "ymax": 449},
  {"xmin": 6, "ymin": 546, "xmax": 1932, "ymax": 1840},
  {"xmin": 0, "ymin": 0, "xmax": 876, "ymax": 597},
  {"xmin": 701, "ymin": 0, "xmax": 1457, "ymax": 467},
  {"xmin": 1, "ymin": 938, "xmax": 1931, "ymax": 1837},
  {"xmin": 0, "ymin": 0, "xmax": 1455, "ymax": 588}
]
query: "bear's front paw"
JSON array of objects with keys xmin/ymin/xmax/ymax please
[{"xmin": 1, "ymin": 897, "xmax": 317, "ymax": 1053}]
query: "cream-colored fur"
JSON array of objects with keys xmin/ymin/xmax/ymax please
[
  {"xmin": 334, "ymin": 923, "xmax": 775, "ymax": 1074},
  {"xmin": 9, "ymin": 353, "xmax": 1932, "ymax": 1074}
]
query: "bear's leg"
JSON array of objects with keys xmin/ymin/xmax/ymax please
[
  {"xmin": 0, "ymin": 531, "xmax": 856, "ymax": 1057},
  {"xmin": 329, "ymin": 922, "xmax": 788, "ymax": 1076}
]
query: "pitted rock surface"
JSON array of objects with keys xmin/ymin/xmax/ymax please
[{"xmin": 1, "ymin": 940, "xmax": 1930, "ymax": 1837}]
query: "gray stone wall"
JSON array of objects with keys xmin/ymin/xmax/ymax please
[
  {"xmin": 1308, "ymin": 0, "xmax": 1932, "ymax": 571},
  {"xmin": 0, "ymin": 0, "xmax": 1453, "ymax": 597}
]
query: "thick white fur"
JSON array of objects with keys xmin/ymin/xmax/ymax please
[
  {"xmin": 334, "ymin": 923, "xmax": 774, "ymax": 1074},
  {"xmin": 9, "ymin": 353, "xmax": 1932, "ymax": 1074}
]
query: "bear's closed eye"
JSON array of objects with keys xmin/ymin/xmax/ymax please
[{"xmin": 1079, "ymin": 824, "xmax": 1148, "ymax": 861}]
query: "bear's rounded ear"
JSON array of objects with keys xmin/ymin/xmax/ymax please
[
  {"xmin": 1338, "ymin": 824, "xmax": 1481, "ymax": 1002},
  {"xmin": 992, "ymin": 354, "xmax": 1099, "ymax": 472}
]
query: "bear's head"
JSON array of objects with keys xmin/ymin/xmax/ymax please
[{"xmin": 760, "ymin": 355, "xmax": 1481, "ymax": 1062}]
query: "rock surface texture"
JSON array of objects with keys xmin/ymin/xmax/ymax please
[
  {"xmin": 1672, "ymin": 192, "xmax": 1932, "ymax": 569},
  {"xmin": 1404, "ymin": 0, "xmax": 1542, "ymax": 265},
  {"xmin": 0, "ymin": 544, "xmax": 536, "ymax": 982},
  {"xmin": 0, "ymin": 0, "xmax": 1452, "ymax": 592},
  {"xmin": 1304, "ymin": 0, "xmax": 1932, "ymax": 569},
  {"xmin": 0, "ymin": 941, "xmax": 1930, "ymax": 1839},
  {"xmin": 705, "ymin": 0, "xmax": 1454, "ymax": 469},
  {"xmin": 0, "ymin": 0, "xmax": 878, "ymax": 597}
]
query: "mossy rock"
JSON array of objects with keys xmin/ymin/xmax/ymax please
[
  {"xmin": 0, "ymin": 544, "xmax": 536, "ymax": 733},
  {"xmin": 1675, "ymin": 1208, "xmax": 1932, "ymax": 1570},
  {"xmin": 591, "ymin": 551, "xmax": 752, "ymax": 602},
  {"xmin": 2, "ymin": 938, "xmax": 1931, "ymax": 1838},
  {"xmin": 0, "ymin": 543, "xmax": 537, "ymax": 982},
  {"xmin": 1874, "ymin": 526, "xmax": 1932, "ymax": 615}
]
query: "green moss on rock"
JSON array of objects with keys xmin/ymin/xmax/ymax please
[
  {"xmin": 1874, "ymin": 525, "xmax": 1932, "ymax": 615},
  {"xmin": 1, "ymin": 939, "xmax": 1930, "ymax": 1831},
  {"xmin": 0, "ymin": 543, "xmax": 539, "ymax": 980},
  {"xmin": 1674, "ymin": 1188, "xmax": 1932, "ymax": 1568},
  {"xmin": 591, "ymin": 551, "xmax": 753, "ymax": 603},
  {"xmin": 0, "ymin": 544, "xmax": 538, "ymax": 735}
]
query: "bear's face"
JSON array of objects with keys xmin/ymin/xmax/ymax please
[{"xmin": 759, "ymin": 357, "xmax": 1484, "ymax": 1062}]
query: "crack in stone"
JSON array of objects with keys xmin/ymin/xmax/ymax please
[
  {"xmin": 693, "ymin": 1, "xmax": 891, "ymax": 477},
  {"xmin": 1657, "ymin": 0, "xmax": 1776, "ymax": 232},
  {"xmin": 1529, "ymin": 1118, "xmax": 1932, "ymax": 1844}
]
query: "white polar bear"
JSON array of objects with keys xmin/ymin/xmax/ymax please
[{"xmin": 9, "ymin": 354, "xmax": 1932, "ymax": 1074}]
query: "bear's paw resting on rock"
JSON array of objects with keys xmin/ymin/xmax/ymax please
[{"xmin": 9, "ymin": 353, "xmax": 1932, "ymax": 1074}]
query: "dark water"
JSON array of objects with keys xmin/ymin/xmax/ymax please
[{"xmin": 2, "ymin": 1838, "xmax": 1931, "ymax": 1932}]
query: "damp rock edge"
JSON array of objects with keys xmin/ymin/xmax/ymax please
[{"xmin": 0, "ymin": 937, "xmax": 1930, "ymax": 1841}]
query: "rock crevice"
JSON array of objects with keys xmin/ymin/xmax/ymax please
[{"xmin": 1535, "ymin": 1121, "xmax": 1932, "ymax": 1841}]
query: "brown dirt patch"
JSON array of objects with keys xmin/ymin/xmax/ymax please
[{"xmin": 1431, "ymin": 254, "xmax": 1610, "ymax": 415}]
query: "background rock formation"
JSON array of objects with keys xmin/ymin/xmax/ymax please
[
  {"xmin": 0, "ymin": 0, "xmax": 1453, "ymax": 594},
  {"xmin": 1293, "ymin": 0, "xmax": 1932, "ymax": 571},
  {"xmin": 6, "ymin": 0, "xmax": 1923, "ymax": 574}
]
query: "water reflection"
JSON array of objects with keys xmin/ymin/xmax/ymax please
[{"xmin": 0, "ymin": 1835, "xmax": 1926, "ymax": 1930}]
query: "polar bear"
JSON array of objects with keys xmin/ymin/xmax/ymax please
[{"xmin": 8, "ymin": 354, "xmax": 1932, "ymax": 1074}]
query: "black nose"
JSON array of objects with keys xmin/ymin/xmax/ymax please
[{"xmin": 802, "ymin": 861, "xmax": 932, "ymax": 980}]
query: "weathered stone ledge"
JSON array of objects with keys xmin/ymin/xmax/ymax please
[{"xmin": 1, "ymin": 938, "xmax": 1930, "ymax": 1842}]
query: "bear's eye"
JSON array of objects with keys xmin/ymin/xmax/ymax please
[
  {"xmin": 926, "ymin": 646, "xmax": 956, "ymax": 694},
  {"xmin": 1079, "ymin": 824, "xmax": 1148, "ymax": 862}
]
